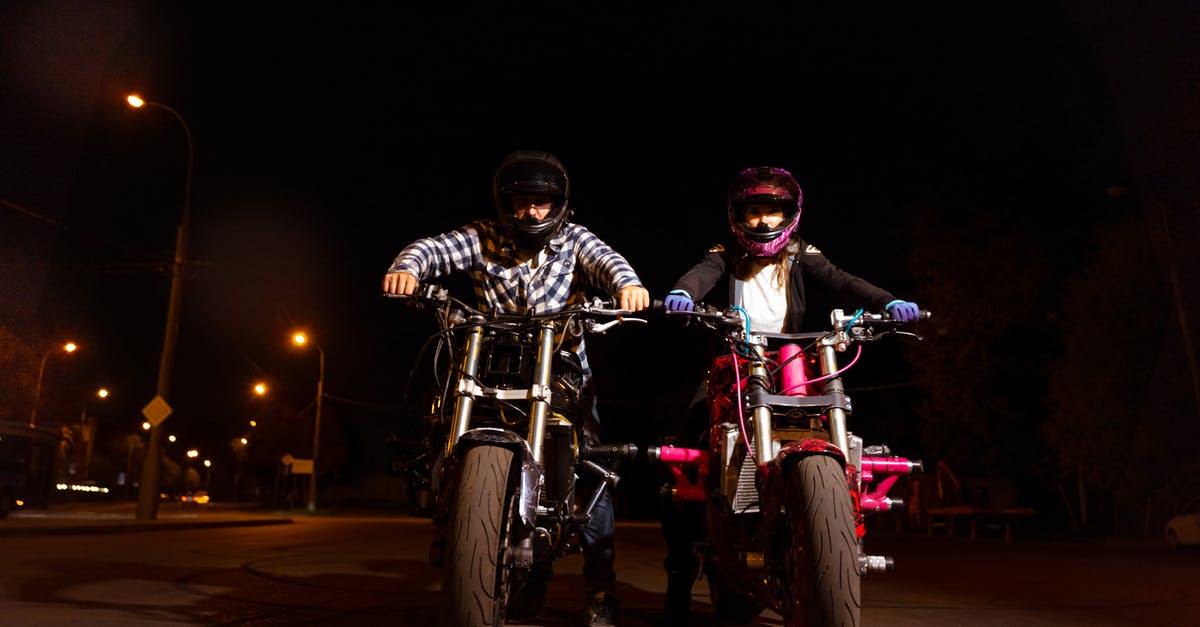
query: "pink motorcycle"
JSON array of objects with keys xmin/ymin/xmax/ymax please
[{"xmin": 650, "ymin": 306, "xmax": 928, "ymax": 626}]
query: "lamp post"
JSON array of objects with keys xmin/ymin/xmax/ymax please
[
  {"xmin": 78, "ymin": 387, "xmax": 108, "ymax": 480},
  {"xmin": 125, "ymin": 421, "xmax": 151, "ymax": 500},
  {"xmin": 126, "ymin": 92, "xmax": 194, "ymax": 521},
  {"xmin": 291, "ymin": 331, "xmax": 325, "ymax": 514},
  {"xmin": 29, "ymin": 341, "xmax": 77, "ymax": 429}
]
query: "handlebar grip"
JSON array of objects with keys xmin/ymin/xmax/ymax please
[{"xmin": 580, "ymin": 443, "xmax": 639, "ymax": 461}]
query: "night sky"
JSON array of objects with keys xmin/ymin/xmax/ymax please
[{"xmin": 4, "ymin": 2, "xmax": 1199, "ymax": 517}]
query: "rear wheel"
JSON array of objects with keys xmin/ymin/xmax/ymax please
[
  {"xmin": 707, "ymin": 562, "xmax": 764, "ymax": 623},
  {"xmin": 783, "ymin": 455, "xmax": 861, "ymax": 626},
  {"xmin": 505, "ymin": 563, "xmax": 549, "ymax": 621},
  {"xmin": 438, "ymin": 446, "xmax": 515, "ymax": 627}
]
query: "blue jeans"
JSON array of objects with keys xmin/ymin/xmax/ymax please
[
  {"xmin": 578, "ymin": 481, "xmax": 616, "ymax": 597},
  {"xmin": 577, "ymin": 387, "xmax": 617, "ymax": 598}
]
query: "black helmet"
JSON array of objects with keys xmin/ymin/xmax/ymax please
[
  {"xmin": 493, "ymin": 150, "xmax": 571, "ymax": 250},
  {"xmin": 726, "ymin": 166, "xmax": 802, "ymax": 257}
]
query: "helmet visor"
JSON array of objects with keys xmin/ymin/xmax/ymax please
[{"xmin": 496, "ymin": 160, "xmax": 567, "ymax": 198}]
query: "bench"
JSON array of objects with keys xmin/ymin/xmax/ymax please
[{"xmin": 925, "ymin": 505, "xmax": 1036, "ymax": 541}]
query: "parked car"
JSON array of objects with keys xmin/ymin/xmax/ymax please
[
  {"xmin": 1165, "ymin": 498, "xmax": 1200, "ymax": 550},
  {"xmin": 180, "ymin": 490, "xmax": 210, "ymax": 506}
]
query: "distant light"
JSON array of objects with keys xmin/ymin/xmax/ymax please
[
  {"xmin": 64, "ymin": 342, "xmax": 77, "ymax": 353},
  {"xmin": 239, "ymin": 437, "xmax": 248, "ymax": 445},
  {"xmin": 56, "ymin": 483, "xmax": 110, "ymax": 494},
  {"xmin": 97, "ymin": 388, "xmax": 109, "ymax": 399},
  {"xmin": 254, "ymin": 382, "xmax": 267, "ymax": 395},
  {"xmin": 126, "ymin": 94, "xmax": 145, "ymax": 108},
  {"xmin": 168, "ymin": 435, "xmax": 177, "ymax": 443},
  {"xmin": 187, "ymin": 449, "xmax": 199, "ymax": 458},
  {"xmin": 203, "ymin": 459, "xmax": 211, "ymax": 467},
  {"xmin": 141, "ymin": 421, "xmax": 151, "ymax": 431},
  {"xmin": 292, "ymin": 332, "xmax": 308, "ymax": 346}
]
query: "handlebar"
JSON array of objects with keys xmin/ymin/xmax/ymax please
[
  {"xmin": 384, "ymin": 284, "xmax": 647, "ymax": 333},
  {"xmin": 663, "ymin": 302, "xmax": 932, "ymax": 346}
]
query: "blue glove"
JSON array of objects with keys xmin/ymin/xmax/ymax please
[
  {"xmin": 664, "ymin": 290, "xmax": 695, "ymax": 313},
  {"xmin": 886, "ymin": 300, "xmax": 920, "ymax": 322}
]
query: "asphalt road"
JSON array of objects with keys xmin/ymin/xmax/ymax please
[{"xmin": 1, "ymin": 508, "xmax": 1197, "ymax": 626}]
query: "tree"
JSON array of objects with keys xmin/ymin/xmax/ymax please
[
  {"xmin": 1045, "ymin": 211, "xmax": 1182, "ymax": 534},
  {"xmin": 0, "ymin": 325, "xmax": 35, "ymax": 424}
]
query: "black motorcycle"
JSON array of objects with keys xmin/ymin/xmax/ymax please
[{"xmin": 388, "ymin": 284, "xmax": 643, "ymax": 626}]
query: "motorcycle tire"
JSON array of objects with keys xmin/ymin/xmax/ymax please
[
  {"xmin": 438, "ymin": 445, "xmax": 516, "ymax": 627},
  {"xmin": 784, "ymin": 454, "xmax": 861, "ymax": 627}
]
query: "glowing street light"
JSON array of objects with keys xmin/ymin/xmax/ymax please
[
  {"xmin": 291, "ymin": 331, "xmax": 325, "ymax": 514},
  {"xmin": 126, "ymin": 92, "xmax": 194, "ymax": 522},
  {"xmin": 29, "ymin": 341, "xmax": 77, "ymax": 428},
  {"xmin": 254, "ymin": 382, "xmax": 267, "ymax": 396},
  {"xmin": 79, "ymin": 387, "xmax": 109, "ymax": 480}
]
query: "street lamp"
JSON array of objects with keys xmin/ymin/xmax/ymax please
[
  {"xmin": 78, "ymin": 387, "xmax": 109, "ymax": 480},
  {"xmin": 126, "ymin": 92, "xmax": 194, "ymax": 521},
  {"xmin": 29, "ymin": 341, "xmax": 77, "ymax": 428},
  {"xmin": 125, "ymin": 421, "xmax": 151, "ymax": 499},
  {"xmin": 291, "ymin": 331, "xmax": 325, "ymax": 514}
]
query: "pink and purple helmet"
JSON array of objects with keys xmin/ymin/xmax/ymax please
[{"xmin": 727, "ymin": 166, "xmax": 802, "ymax": 257}]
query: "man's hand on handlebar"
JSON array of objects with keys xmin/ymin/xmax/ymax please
[
  {"xmin": 382, "ymin": 270, "xmax": 420, "ymax": 296},
  {"xmin": 618, "ymin": 285, "xmax": 650, "ymax": 312}
]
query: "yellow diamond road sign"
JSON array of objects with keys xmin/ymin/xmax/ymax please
[{"xmin": 141, "ymin": 396, "xmax": 172, "ymax": 426}]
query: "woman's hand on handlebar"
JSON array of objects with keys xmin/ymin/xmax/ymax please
[
  {"xmin": 382, "ymin": 270, "xmax": 420, "ymax": 295},
  {"xmin": 663, "ymin": 290, "xmax": 695, "ymax": 312},
  {"xmin": 618, "ymin": 285, "xmax": 651, "ymax": 312}
]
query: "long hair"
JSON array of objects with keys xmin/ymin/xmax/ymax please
[{"xmin": 732, "ymin": 234, "xmax": 800, "ymax": 289}]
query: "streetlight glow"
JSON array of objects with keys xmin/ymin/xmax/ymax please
[
  {"xmin": 29, "ymin": 341, "xmax": 79, "ymax": 428},
  {"xmin": 254, "ymin": 382, "xmax": 267, "ymax": 395},
  {"xmin": 126, "ymin": 92, "xmax": 194, "ymax": 522},
  {"xmin": 290, "ymin": 330, "xmax": 325, "ymax": 514},
  {"xmin": 79, "ymin": 386, "xmax": 110, "ymax": 480}
]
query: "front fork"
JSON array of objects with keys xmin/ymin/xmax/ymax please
[{"xmin": 431, "ymin": 319, "xmax": 618, "ymax": 568}]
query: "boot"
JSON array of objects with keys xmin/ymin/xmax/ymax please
[
  {"xmin": 586, "ymin": 591, "xmax": 619, "ymax": 627},
  {"xmin": 664, "ymin": 570, "xmax": 694, "ymax": 623}
]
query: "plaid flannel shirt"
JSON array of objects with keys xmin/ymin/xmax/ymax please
[{"xmin": 387, "ymin": 219, "xmax": 644, "ymax": 378}]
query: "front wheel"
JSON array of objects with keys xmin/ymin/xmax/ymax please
[
  {"xmin": 438, "ymin": 445, "xmax": 515, "ymax": 627},
  {"xmin": 783, "ymin": 455, "xmax": 861, "ymax": 627}
]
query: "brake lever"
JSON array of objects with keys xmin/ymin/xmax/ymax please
[{"xmin": 588, "ymin": 317, "xmax": 647, "ymax": 334}]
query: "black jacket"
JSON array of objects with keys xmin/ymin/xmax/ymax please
[{"xmin": 671, "ymin": 238, "xmax": 897, "ymax": 332}]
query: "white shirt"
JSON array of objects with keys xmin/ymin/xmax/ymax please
[{"xmin": 738, "ymin": 261, "xmax": 787, "ymax": 333}]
